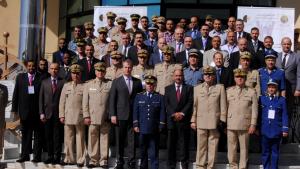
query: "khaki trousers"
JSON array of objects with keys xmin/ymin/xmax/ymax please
[
  {"xmin": 196, "ymin": 129, "xmax": 220, "ymax": 169},
  {"xmin": 227, "ymin": 130, "xmax": 249, "ymax": 169},
  {"xmin": 88, "ymin": 122, "xmax": 110, "ymax": 166},
  {"xmin": 64, "ymin": 123, "xmax": 86, "ymax": 164}
]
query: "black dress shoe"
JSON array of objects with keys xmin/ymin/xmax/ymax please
[
  {"xmin": 31, "ymin": 158, "xmax": 41, "ymax": 163},
  {"xmin": 44, "ymin": 158, "xmax": 53, "ymax": 164},
  {"xmin": 77, "ymin": 163, "xmax": 84, "ymax": 167},
  {"xmin": 127, "ymin": 162, "xmax": 136, "ymax": 169},
  {"xmin": 87, "ymin": 163, "xmax": 97, "ymax": 168},
  {"xmin": 16, "ymin": 157, "xmax": 30, "ymax": 163},
  {"xmin": 100, "ymin": 164, "xmax": 108, "ymax": 168},
  {"xmin": 114, "ymin": 165, "xmax": 124, "ymax": 169}
]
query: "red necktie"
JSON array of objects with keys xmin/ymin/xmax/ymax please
[
  {"xmin": 176, "ymin": 85, "xmax": 181, "ymax": 102},
  {"xmin": 29, "ymin": 75, "xmax": 33, "ymax": 86},
  {"xmin": 52, "ymin": 79, "xmax": 57, "ymax": 93},
  {"xmin": 87, "ymin": 59, "xmax": 91, "ymax": 72}
]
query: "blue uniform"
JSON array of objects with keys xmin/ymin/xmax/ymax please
[
  {"xmin": 183, "ymin": 67, "xmax": 203, "ymax": 86},
  {"xmin": 133, "ymin": 91, "xmax": 165, "ymax": 169},
  {"xmin": 259, "ymin": 67, "xmax": 285, "ymax": 95},
  {"xmin": 259, "ymin": 95, "xmax": 288, "ymax": 169}
]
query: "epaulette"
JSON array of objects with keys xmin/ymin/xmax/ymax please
[
  {"xmin": 85, "ymin": 79, "xmax": 93, "ymax": 83},
  {"xmin": 216, "ymin": 83, "xmax": 224, "ymax": 87},
  {"xmin": 226, "ymin": 86, "xmax": 235, "ymax": 90}
]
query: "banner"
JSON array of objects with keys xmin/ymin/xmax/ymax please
[
  {"xmin": 237, "ymin": 7, "xmax": 295, "ymax": 52},
  {"xmin": 93, "ymin": 6, "xmax": 147, "ymax": 37}
]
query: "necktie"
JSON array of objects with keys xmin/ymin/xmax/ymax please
[
  {"xmin": 122, "ymin": 46, "xmax": 126, "ymax": 55},
  {"xmin": 254, "ymin": 41, "xmax": 258, "ymax": 52},
  {"xmin": 216, "ymin": 69, "xmax": 221, "ymax": 83},
  {"xmin": 126, "ymin": 78, "xmax": 132, "ymax": 94},
  {"xmin": 52, "ymin": 79, "xmax": 57, "ymax": 93},
  {"xmin": 282, "ymin": 53, "xmax": 287, "ymax": 69},
  {"xmin": 176, "ymin": 85, "xmax": 181, "ymax": 102},
  {"xmin": 176, "ymin": 42, "xmax": 181, "ymax": 53},
  {"xmin": 150, "ymin": 40, "xmax": 154, "ymax": 47},
  {"xmin": 238, "ymin": 32, "xmax": 241, "ymax": 39},
  {"xmin": 160, "ymin": 52, "xmax": 163, "ymax": 62},
  {"xmin": 148, "ymin": 92, "xmax": 152, "ymax": 99},
  {"xmin": 87, "ymin": 59, "xmax": 91, "ymax": 72},
  {"xmin": 202, "ymin": 38, "xmax": 207, "ymax": 50},
  {"xmin": 191, "ymin": 30, "xmax": 195, "ymax": 39},
  {"xmin": 29, "ymin": 74, "xmax": 33, "ymax": 86}
]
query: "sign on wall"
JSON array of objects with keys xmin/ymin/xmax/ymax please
[
  {"xmin": 93, "ymin": 6, "xmax": 147, "ymax": 37},
  {"xmin": 237, "ymin": 6, "xmax": 295, "ymax": 52}
]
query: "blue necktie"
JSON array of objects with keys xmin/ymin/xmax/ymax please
[{"xmin": 216, "ymin": 69, "xmax": 221, "ymax": 83}]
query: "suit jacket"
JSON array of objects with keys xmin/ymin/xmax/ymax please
[
  {"xmin": 109, "ymin": 76, "xmax": 143, "ymax": 121},
  {"xmin": 229, "ymin": 51, "xmax": 256, "ymax": 69},
  {"xmin": 169, "ymin": 41, "xmax": 186, "ymax": 54},
  {"xmin": 247, "ymin": 40, "xmax": 264, "ymax": 54},
  {"xmin": 39, "ymin": 77, "xmax": 65, "ymax": 119},
  {"xmin": 58, "ymin": 66, "xmax": 71, "ymax": 81},
  {"xmin": 149, "ymin": 48, "xmax": 163, "ymax": 66},
  {"xmin": 118, "ymin": 45, "xmax": 132, "ymax": 58},
  {"xmin": 83, "ymin": 78, "xmax": 112, "ymax": 125},
  {"xmin": 78, "ymin": 57, "xmax": 100, "ymax": 81},
  {"xmin": 128, "ymin": 45, "xmax": 153, "ymax": 65},
  {"xmin": 52, "ymin": 49, "xmax": 75, "ymax": 66},
  {"xmin": 11, "ymin": 72, "xmax": 42, "ymax": 120},
  {"xmin": 185, "ymin": 29, "xmax": 201, "ymax": 39},
  {"xmin": 227, "ymin": 86, "xmax": 258, "ymax": 130},
  {"xmin": 191, "ymin": 83, "xmax": 227, "ymax": 129},
  {"xmin": 203, "ymin": 49, "xmax": 229, "ymax": 67},
  {"xmin": 164, "ymin": 83, "xmax": 193, "ymax": 129},
  {"xmin": 235, "ymin": 31, "xmax": 251, "ymax": 41},
  {"xmin": 255, "ymin": 48, "xmax": 278, "ymax": 69},
  {"xmin": 219, "ymin": 66, "xmax": 235, "ymax": 88},
  {"xmin": 276, "ymin": 52, "xmax": 300, "ymax": 92},
  {"xmin": 192, "ymin": 36, "xmax": 212, "ymax": 51},
  {"xmin": 175, "ymin": 49, "xmax": 203, "ymax": 68},
  {"xmin": 0, "ymin": 84, "xmax": 8, "ymax": 127},
  {"xmin": 144, "ymin": 39, "xmax": 158, "ymax": 48}
]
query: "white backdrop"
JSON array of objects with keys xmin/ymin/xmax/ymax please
[
  {"xmin": 93, "ymin": 6, "xmax": 147, "ymax": 37},
  {"xmin": 237, "ymin": 6, "xmax": 295, "ymax": 52}
]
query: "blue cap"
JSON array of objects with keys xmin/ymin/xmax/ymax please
[
  {"xmin": 267, "ymin": 79, "xmax": 278, "ymax": 86},
  {"xmin": 264, "ymin": 50, "xmax": 277, "ymax": 59},
  {"xmin": 148, "ymin": 23, "xmax": 158, "ymax": 30}
]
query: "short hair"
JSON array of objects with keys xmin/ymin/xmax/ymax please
[
  {"xmin": 236, "ymin": 19, "xmax": 244, "ymax": 23},
  {"xmin": 251, "ymin": 27, "xmax": 259, "ymax": 32},
  {"xmin": 213, "ymin": 18, "xmax": 222, "ymax": 23},
  {"xmin": 74, "ymin": 25, "xmax": 82, "ymax": 30},
  {"xmin": 133, "ymin": 31, "xmax": 145, "ymax": 40},
  {"xmin": 213, "ymin": 51, "xmax": 223, "ymax": 59},
  {"xmin": 123, "ymin": 59, "xmax": 133, "ymax": 67},
  {"xmin": 24, "ymin": 59, "xmax": 35, "ymax": 66},
  {"xmin": 201, "ymin": 24, "xmax": 210, "ymax": 29},
  {"xmin": 264, "ymin": 36, "xmax": 273, "ymax": 41},
  {"xmin": 85, "ymin": 43, "xmax": 94, "ymax": 48},
  {"xmin": 58, "ymin": 37, "xmax": 66, "ymax": 41},
  {"xmin": 212, "ymin": 35, "xmax": 221, "ymax": 41},
  {"xmin": 140, "ymin": 16, "xmax": 149, "ymax": 21}
]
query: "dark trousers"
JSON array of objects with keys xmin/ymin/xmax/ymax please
[
  {"xmin": 44, "ymin": 115, "xmax": 63, "ymax": 160},
  {"xmin": 139, "ymin": 133, "xmax": 159, "ymax": 169},
  {"xmin": 115, "ymin": 120, "xmax": 135, "ymax": 165},
  {"xmin": 261, "ymin": 136, "xmax": 281, "ymax": 169},
  {"xmin": 167, "ymin": 123, "xmax": 190, "ymax": 168},
  {"xmin": 20, "ymin": 119, "xmax": 42, "ymax": 159}
]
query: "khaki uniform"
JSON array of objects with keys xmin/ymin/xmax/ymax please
[
  {"xmin": 94, "ymin": 42, "xmax": 109, "ymax": 60},
  {"xmin": 59, "ymin": 82, "xmax": 86, "ymax": 164},
  {"xmin": 191, "ymin": 83, "xmax": 227, "ymax": 169},
  {"xmin": 111, "ymin": 31, "xmax": 129, "ymax": 46},
  {"xmin": 105, "ymin": 66, "xmax": 123, "ymax": 80},
  {"xmin": 153, "ymin": 62, "xmax": 182, "ymax": 95},
  {"xmin": 82, "ymin": 78, "xmax": 112, "ymax": 166},
  {"xmin": 226, "ymin": 86, "xmax": 258, "ymax": 169},
  {"xmin": 106, "ymin": 25, "xmax": 118, "ymax": 38},
  {"xmin": 245, "ymin": 69, "xmax": 260, "ymax": 97},
  {"xmin": 0, "ymin": 84, "xmax": 8, "ymax": 157},
  {"xmin": 132, "ymin": 65, "xmax": 153, "ymax": 88}
]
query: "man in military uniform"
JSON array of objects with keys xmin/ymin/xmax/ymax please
[
  {"xmin": 105, "ymin": 51, "xmax": 123, "ymax": 80},
  {"xmin": 59, "ymin": 64, "xmax": 86, "ymax": 167},
  {"xmin": 133, "ymin": 75, "xmax": 166, "ymax": 169},
  {"xmin": 73, "ymin": 38, "xmax": 86, "ymax": 62},
  {"xmin": 227, "ymin": 68, "xmax": 258, "ymax": 169},
  {"xmin": 126, "ymin": 14, "xmax": 142, "ymax": 38},
  {"xmin": 83, "ymin": 62, "xmax": 112, "ymax": 168},
  {"xmin": 258, "ymin": 53, "xmax": 285, "ymax": 96},
  {"xmin": 94, "ymin": 27, "xmax": 109, "ymax": 60},
  {"xmin": 183, "ymin": 49, "xmax": 203, "ymax": 86},
  {"xmin": 111, "ymin": 17, "xmax": 128, "ymax": 46},
  {"xmin": 153, "ymin": 45, "xmax": 182, "ymax": 95},
  {"xmin": 105, "ymin": 11, "xmax": 118, "ymax": 38},
  {"xmin": 84, "ymin": 21, "xmax": 97, "ymax": 45},
  {"xmin": 191, "ymin": 66, "xmax": 227, "ymax": 169},
  {"xmin": 0, "ymin": 69, "xmax": 8, "ymax": 159},
  {"xmin": 132, "ymin": 49, "xmax": 153, "ymax": 89},
  {"xmin": 156, "ymin": 16, "xmax": 166, "ymax": 34}
]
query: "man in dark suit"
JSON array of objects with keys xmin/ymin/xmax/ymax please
[
  {"xmin": 165, "ymin": 69, "xmax": 193, "ymax": 169},
  {"xmin": 149, "ymin": 37, "xmax": 166, "ymax": 66},
  {"xmin": 78, "ymin": 43, "xmax": 100, "ymax": 81},
  {"xmin": 247, "ymin": 27, "xmax": 264, "ymax": 69},
  {"xmin": 213, "ymin": 51, "xmax": 234, "ymax": 88},
  {"xmin": 185, "ymin": 16, "xmax": 200, "ymax": 40},
  {"xmin": 52, "ymin": 38, "xmax": 75, "ymax": 66},
  {"xmin": 58, "ymin": 52, "xmax": 72, "ymax": 81},
  {"xmin": 118, "ymin": 33, "xmax": 132, "ymax": 59},
  {"xmin": 256, "ymin": 36, "xmax": 278, "ymax": 68},
  {"xmin": 128, "ymin": 31, "xmax": 153, "ymax": 65},
  {"xmin": 109, "ymin": 59, "xmax": 143, "ymax": 169},
  {"xmin": 144, "ymin": 23, "xmax": 158, "ymax": 48},
  {"xmin": 193, "ymin": 24, "xmax": 212, "ymax": 53},
  {"xmin": 235, "ymin": 19, "xmax": 251, "ymax": 42},
  {"xmin": 39, "ymin": 62, "xmax": 65, "ymax": 164},
  {"xmin": 276, "ymin": 37, "xmax": 300, "ymax": 142},
  {"xmin": 12, "ymin": 60, "xmax": 43, "ymax": 163}
]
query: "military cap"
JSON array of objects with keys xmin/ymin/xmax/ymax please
[
  {"xmin": 205, "ymin": 15, "xmax": 213, "ymax": 21},
  {"xmin": 265, "ymin": 50, "xmax": 277, "ymax": 59},
  {"xmin": 240, "ymin": 51, "xmax": 252, "ymax": 60},
  {"xmin": 116, "ymin": 17, "xmax": 127, "ymax": 24},
  {"xmin": 75, "ymin": 38, "xmax": 86, "ymax": 46},
  {"xmin": 188, "ymin": 48, "xmax": 200, "ymax": 57},
  {"xmin": 106, "ymin": 11, "xmax": 117, "ymax": 18},
  {"xmin": 162, "ymin": 45, "xmax": 174, "ymax": 54},
  {"xmin": 137, "ymin": 49, "xmax": 149, "ymax": 58},
  {"xmin": 202, "ymin": 66, "xmax": 216, "ymax": 74},
  {"xmin": 144, "ymin": 75, "xmax": 157, "ymax": 84},
  {"xmin": 70, "ymin": 64, "xmax": 82, "ymax": 73},
  {"xmin": 151, "ymin": 15, "xmax": 158, "ymax": 23},
  {"xmin": 267, "ymin": 79, "xmax": 278, "ymax": 86},
  {"xmin": 97, "ymin": 27, "xmax": 108, "ymax": 33},
  {"xmin": 233, "ymin": 68, "xmax": 247, "ymax": 77},
  {"xmin": 157, "ymin": 16, "xmax": 166, "ymax": 23},
  {"xmin": 84, "ymin": 21, "xmax": 94, "ymax": 29},
  {"xmin": 148, "ymin": 23, "xmax": 158, "ymax": 30},
  {"xmin": 110, "ymin": 51, "xmax": 123, "ymax": 59},
  {"xmin": 130, "ymin": 14, "xmax": 141, "ymax": 20},
  {"xmin": 94, "ymin": 62, "xmax": 106, "ymax": 71}
]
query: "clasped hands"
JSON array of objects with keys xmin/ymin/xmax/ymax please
[{"xmin": 172, "ymin": 112, "xmax": 184, "ymax": 122}]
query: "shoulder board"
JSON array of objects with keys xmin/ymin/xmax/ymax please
[
  {"xmin": 226, "ymin": 86, "xmax": 235, "ymax": 90},
  {"xmin": 216, "ymin": 83, "xmax": 224, "ymax": 87},
  {"xmin": 85, "ymin": 79, "xmax": 93, "ymax": 83}
]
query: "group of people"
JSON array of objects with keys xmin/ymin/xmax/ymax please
[{"xmin": 0, "ymin": 11, "xmax": 299, "ymax": 169}]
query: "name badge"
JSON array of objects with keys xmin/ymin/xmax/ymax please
[
  {"xmin": 89, "ymin": 88, "xmax": 97, "ymax": 91},
  {"xmin": 28, "ymin": 86, "xmax": 35, "ymax": 94},
  {"xmin": 268, "ymin": 109, "xmax": 275, "ymax": 119}
]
